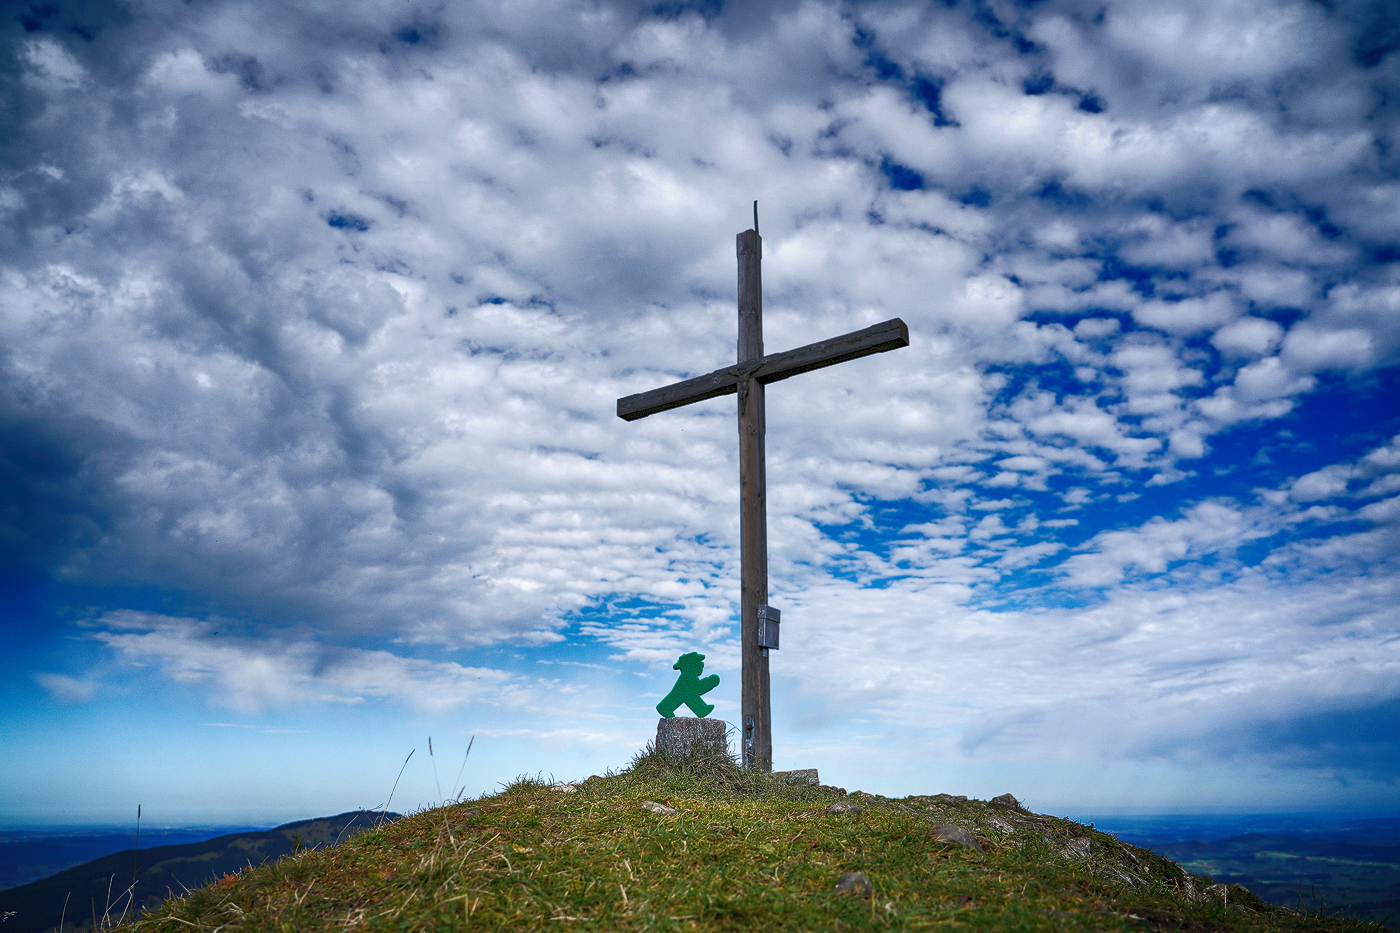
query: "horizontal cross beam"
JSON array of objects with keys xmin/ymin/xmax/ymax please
[{"xmin": 617, "ymin": 317, "xmax": 909, "ymax": 421}]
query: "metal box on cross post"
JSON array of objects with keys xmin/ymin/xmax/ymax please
[{"xmin": 757, "ymin": 605, "xmax": 780, "ymax": 653}]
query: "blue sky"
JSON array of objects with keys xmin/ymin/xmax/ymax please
[{"xmin": 2, "ymin": 0, "xmax": 1399, "ymax": 828}]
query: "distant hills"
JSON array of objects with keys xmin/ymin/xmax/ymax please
[
  {"xmin": 1086, "ymin": 816, "xmax": 1400, "ymax": 928},
  {"xmin": 1145, "ymin": 832, "xmax": 1400, "ymax": 928},
  {"xmin": 0, "ymin": 810, "xmax": 400, "ymax": 933},
  {"xmin": 0, "ymin": 826, "xmax": 269, "ymax": 890}
]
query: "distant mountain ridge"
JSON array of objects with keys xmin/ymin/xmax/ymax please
[
  {"xmin": 1142, "ymin": 832, "xmax": 1400, "ymax": 928},
  {"xmin": 0, "ymin": 826, "xmax": 271, "ymax": 890},
  {"xmin": 1094, "ymin": 815, "xmax": 1400, "ymax": 848},
  {"xmin": 0, "ymin": 810, "xmax": 401, "ymax": 933}
]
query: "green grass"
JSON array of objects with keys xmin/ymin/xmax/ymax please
[{"xmin": 113, "ymin": 751, "xmax": 1388, "ymax": 932}]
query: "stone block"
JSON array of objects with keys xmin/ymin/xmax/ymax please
[{"xmin": 655, "ymin": 716, "xmax": 729, "ymax": 762}]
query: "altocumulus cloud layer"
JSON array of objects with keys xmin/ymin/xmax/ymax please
[{"xmin": 3, "ymin": 0, "xmax": 1399, "ymax": 814}]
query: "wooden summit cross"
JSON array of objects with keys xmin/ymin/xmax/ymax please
[{"xmin": 617, "ymin": 206, "xmax": 909, "ymax": 771}]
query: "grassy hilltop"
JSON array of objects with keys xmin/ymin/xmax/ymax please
[{"xmin": 111, "ymin": 752, "xmax": 1386, "ymax": 933}]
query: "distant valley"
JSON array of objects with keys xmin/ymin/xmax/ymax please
[
  {"xmin": 0, "ymin": 826, "xmax": 265, "ymax": 890},
  {"xmin": 1146, "ymin": 833, "xmax": 1400, "ymax": 928},
  {"xmin": 0, "ymin": 811, "xmax": 399, "ymax": 933},
  {"xmin": 1093, "ymin": 816, "xmax": 1400, "ymax": 929}
]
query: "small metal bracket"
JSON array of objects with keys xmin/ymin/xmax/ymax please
[{"xmin": 757, "ymin": 605, "xmax": 781, "ymax": 650}]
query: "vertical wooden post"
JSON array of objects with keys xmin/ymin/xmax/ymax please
[{"xmin": 736, "ymin": 228, "xmax": 771, "ymax": 771}]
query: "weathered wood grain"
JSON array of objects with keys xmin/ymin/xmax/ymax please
[
  {"xmin": 753, "ymin": 317, "xmax": 908, "ymax": 384},
  {"xmin": 616, "ymin": 368, "xmax": 739, "ymax": 421},
  {"xmin": 615, "ymin": 318, "xmax": 909, "ymax": 422},
  {"xmin": 736, "ymin": 229, "xmax": 771, "ymax": 772}
]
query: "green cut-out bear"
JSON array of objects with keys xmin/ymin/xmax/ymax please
[{"xmin": 656, "ymin": 651, "xmax": 720, "ymax": 718}]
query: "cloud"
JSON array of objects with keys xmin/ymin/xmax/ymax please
[
  {"xmin": 18, "ymin": 38, "xmax": 86, "ymax": 91},
  {"xmin": 757, "ymin": 541, "xmax": 1400, "ymax": 777},
  {"xmin": 1211, "ymin": 316, "xmax": 1284, "ymax": 358},
  {"xmin": 1288, "ymin": 464, "xmax": 1354, "ymax": 502},
  {"xmin": 1058, "ymin": 499, "xmax": 1266, "ymax": 587},
  {"xmin": 1133, "ymin": 291, "xmax": 1240, "ymax": 337},
  {"xmin": 91, "ymin": 611, "xmax": 520, "ymax": 713},
  {"xmin": 36, "ymin": 672, "xmax": 97, "ymax": 704}
]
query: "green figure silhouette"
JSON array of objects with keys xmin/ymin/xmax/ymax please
[{"xmin": 656, "ymin": 651, "xmax": 720, "ymax": 718}]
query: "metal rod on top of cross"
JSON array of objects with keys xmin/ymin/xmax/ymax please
[{"xmin": 617, "ymin": 203, "xmax": 910, "ymax": 770}]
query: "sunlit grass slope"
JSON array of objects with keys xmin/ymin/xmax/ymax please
[{"xmin": 116, "ymin": 751, "xmax": 1387, "ymax": 932}]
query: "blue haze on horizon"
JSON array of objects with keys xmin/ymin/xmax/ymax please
[{"xmin": 1, "ymin": 0, "xmax": 1398, "ymax": 828}]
